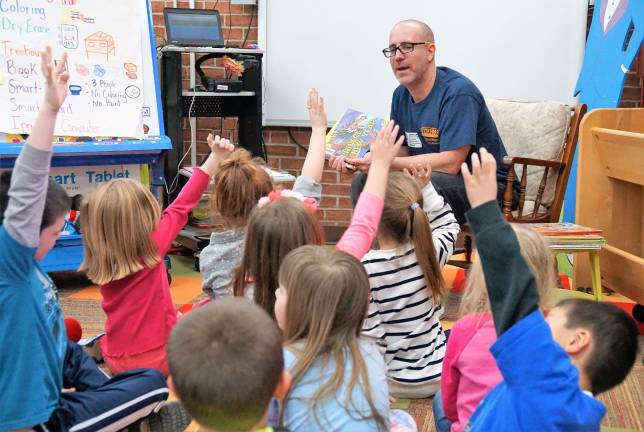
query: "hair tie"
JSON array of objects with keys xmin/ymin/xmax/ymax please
[{"xmin": 410, "ymin": 202, "xmax": 420, "ymax": 211}]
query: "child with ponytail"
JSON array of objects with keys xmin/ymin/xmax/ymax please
[
  {"xmin": 200, "ymin": 148, "xmax": 273, "ymax": 299},
  {"xmin": 361, "ymin": 167, "xmax": 459, "ymax": 398}
]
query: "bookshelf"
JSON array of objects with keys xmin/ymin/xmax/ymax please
[{"xmin": 575, "ymin": 108, "xmax": 644, "ymax": 304}]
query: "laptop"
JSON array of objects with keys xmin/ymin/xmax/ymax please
[{"xmin": 163, "ymin": 8, "xmax": 225, "ymax": 47}]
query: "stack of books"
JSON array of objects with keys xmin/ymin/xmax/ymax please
[{"xmin": 530, "ymin": 223, "xmax": 606, "ymax": 250}]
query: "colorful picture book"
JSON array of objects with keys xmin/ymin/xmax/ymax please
[
  {"xmin": 529, "ymin": 223, "xmax": 605, "ymax": 250},
  {"xmin": 325, "ymin": 109, "xmax": 386, "ymax": 159},
  {"xmin": 530, "ymin": 222, "xmax": 602, "ymax": 236},
  {"xmin": 542, "ymin": 236, "xmax": 606, "ymax": 250}
]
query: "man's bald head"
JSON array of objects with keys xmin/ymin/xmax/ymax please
[{"xmin": 391, "ymin": 20, "xmax": 435, "ymax": 43}]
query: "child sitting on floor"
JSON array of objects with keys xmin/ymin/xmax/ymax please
[
  {"xmin": 167, "ymin": 298, "xmax": 290, "ymax": 432},
  {"xmin": 275, "ymin": 245, "xmax": 417, "ymax": 432},
  {"xmin": 80, "ymin": 133, "xmax": 234, "ymax": 375},
  {"xmin": 461, "ymin": 148, "xmax": 638, "ymax": 431},
  {"xmin": 232, "ymin": 89, "xmax": 403, "ymax": 316},
  {"xmin": 434, "ymin": 224, "xmax": 555, "ymax": 432},
  {"xmin": 361, "ymin": 168, "xmax": 459, "ymax": 399},
  {"xmin": 200, "ymin": 149, "xmax": 273, "ymax": 300},
  {"xmin": 0, "ymin": 46, "xmax": 186, "ymax": 432}
]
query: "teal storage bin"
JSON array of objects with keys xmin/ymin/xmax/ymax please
[{"xmin": 39, "ymin": 234, "xmax": 84, "ymax": 273}]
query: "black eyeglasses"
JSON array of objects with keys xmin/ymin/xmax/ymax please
[{"xmin": 382, "ymin": 41, "xmax": 431, "ymax": 58}]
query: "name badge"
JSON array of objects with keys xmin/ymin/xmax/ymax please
[{"xmin": 405, "ymin": 132, "xmax": 423, "ymax": 148}]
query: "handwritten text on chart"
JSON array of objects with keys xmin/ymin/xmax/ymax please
[
  {"xmin": 5, "ymin": 59, "xmax": 37, "ymax": 78},
  {"xmin": 0, "ymin": 41, "xmax": 41, "ymax": 57},
  {"xmin": 0, "ymin": 0, "xmax": 47, "ymax": 20},
  {"xmin": 1, "ymin": 17, "xmax": 49, "ymax": 36},
  {"xmin": 88, "ymin": 79, "xmax": 129, "ymax": 106},
  {"xmin": 0, "ymin": 0, "xmax": 145, "ymax": 137},
  {"xmin": 0, "ymin": 0, "xmax": 50, "ymax": 37}
]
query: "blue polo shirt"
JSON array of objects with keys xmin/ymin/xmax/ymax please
[
  {"xmin": 0, "ymin": 227, "xmax": 65, "ymax": 430},
  {"xmin": 391, "ymin": 67, "xmax": 508, "ymax": 182},
  {"xmin": 466, "ymin": 310, "xmax": 606, "ymax": 431}
]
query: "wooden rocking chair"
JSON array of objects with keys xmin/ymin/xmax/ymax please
[{"xmin": 457, "ymin": 102, "xmax": 587, "ymax": 265}]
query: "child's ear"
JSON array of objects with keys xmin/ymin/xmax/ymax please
[
  {"xmin": 273, "ymin": 370, "xmax": 292, "ymax": 401},
  {"xmin": 564, "ymin": 328, "xmax": 592, "ymax": 355}
]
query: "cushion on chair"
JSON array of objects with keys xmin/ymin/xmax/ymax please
[
  {"xmin": 511, "ymin": 200, "xmax": 549, "ymax": 219},
  {"xmin": 486, "ymin": 99, "xmax": 571, "ymax": 207}
]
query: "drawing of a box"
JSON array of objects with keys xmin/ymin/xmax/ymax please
[{"xmin": 85, "ymin": 31, "xmax": 115, "ymax": 60}]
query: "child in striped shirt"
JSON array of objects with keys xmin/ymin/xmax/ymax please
[{"xmin": 361, "ymin": 168, "xmax": 459, "ymax": 398}]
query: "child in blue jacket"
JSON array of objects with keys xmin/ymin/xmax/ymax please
[{"xmin": 460, "ymin": 148, "xmax": 638, "ymax": 432}]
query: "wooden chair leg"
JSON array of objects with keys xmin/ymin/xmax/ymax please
[{"xmin": 465, "ymin": 235, "xmax": 473, "ymax": 263}]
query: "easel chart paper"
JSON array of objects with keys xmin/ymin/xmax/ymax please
[{"xmin": 0, "ymin": 0, "xmax": 145, "ymax": 138}]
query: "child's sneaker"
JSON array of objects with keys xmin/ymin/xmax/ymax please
[
  {"xmin": 135, "ymin": 402, "xmax": 192, "ymax": 432},
  {"xmin": 79, "ymin": 332, "xmax": 106, "ymax": 364}
]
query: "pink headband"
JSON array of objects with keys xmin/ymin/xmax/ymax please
[{"xmin": 257, "ymin": 189, "xmax": 318, "ymax": 214}]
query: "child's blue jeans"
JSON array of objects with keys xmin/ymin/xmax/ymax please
[
  {"xmin": 432, "ymin": 390, "xmax": 453, "ymax": 432},
  {"xmin": 36, "ymin": 341, "xmax": 169, "ymax": 431}
]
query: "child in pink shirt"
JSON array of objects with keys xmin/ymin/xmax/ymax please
[
  {"xmin": 80, "ymin": 135, "xmax": 234, "ymax": 376},
  {"xmin": 434, "ymin": 224, "xmax": 556, "ymax": 432}
]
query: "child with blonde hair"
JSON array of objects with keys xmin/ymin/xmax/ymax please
[
  {"xmin": 200, "ymin": 148, "xmax": 273, "ymax": 299},
  {"xmin": 274, "ymin": 245, "xmax": 416, "ymax": 431},
  {"xmin": 80, "ymin": 133, "xmax": 234, "ymax": 375},
  {"xmin": 360, "ymin": 166, "xmax": 459, "ymax": 399},
  {"xmin": 0, "ymin": 47, "xmax": 184, "ymax": 431},
  {"xmin": 434, "ymin": 224, "xmax": 556, "ymax": 432},
  {"xmin": 233, "ymin": 89, "xmax": 404, "ymax": 316}
]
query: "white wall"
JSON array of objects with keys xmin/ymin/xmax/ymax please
[{"xmin": 259, "ymin": 0, "xmax": 588, "ymax": 126}]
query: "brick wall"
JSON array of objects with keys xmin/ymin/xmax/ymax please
[
  {"xmin": 151, "ymin": 1, "xmax": 642, "ymax": 227},
  {"xmin": 152, "ymin": 0, "xmax": 355, "ymax": 225}
]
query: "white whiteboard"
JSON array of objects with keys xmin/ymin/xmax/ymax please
[{"xmin": 259, "ymin": 0, "xmax": 588, "ymax": 126}]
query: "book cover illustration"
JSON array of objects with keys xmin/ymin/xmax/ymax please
[{"xmin": 325, "ymin": 109, "xmax": 386, "ymax": 158}]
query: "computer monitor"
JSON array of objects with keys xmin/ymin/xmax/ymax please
[{"xmin": 163, "ymin": 8, "xmax": 225, "ymax": 47}]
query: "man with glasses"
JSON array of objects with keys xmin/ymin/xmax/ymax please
[{"xmin": 332, "ymin": 20, "xmax": 513, "ymax": 224}]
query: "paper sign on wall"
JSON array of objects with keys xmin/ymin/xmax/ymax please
[{"xmin": 0, "ymin": 0, "xmax": 145, "ymax": 138}]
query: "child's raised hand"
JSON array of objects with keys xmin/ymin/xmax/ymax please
[
  {"xmin": 201, "ymin": 133, "xmax": 234, "ymax": 175},
  {"xmin": 207, "ymin": 133, "xmax": 234, "ymax": 160},
  {"xmin": 369, "ymin": 120, "xmax": 404, "ymax": 167},
  {"xmin": 301, "ymin": 88, "xmax": 328, "ymax": 182},
  {"xmin": 461, "ymin": 148, "xmax": 498, "ymax": 209},
  {"xmin": 41, "ymin": 46, "xmax": 69, "ymax": 113},
  {"xmin": 359, "ymin": 120, "xmax": 404, "ymax": 213},
  {"xmin": 307, "ymin": 88, "xmax": 327, "ymax": 130},
  {"xmin": 404, "ymin": 163, "xmax": 432, "ymax": 188}
]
